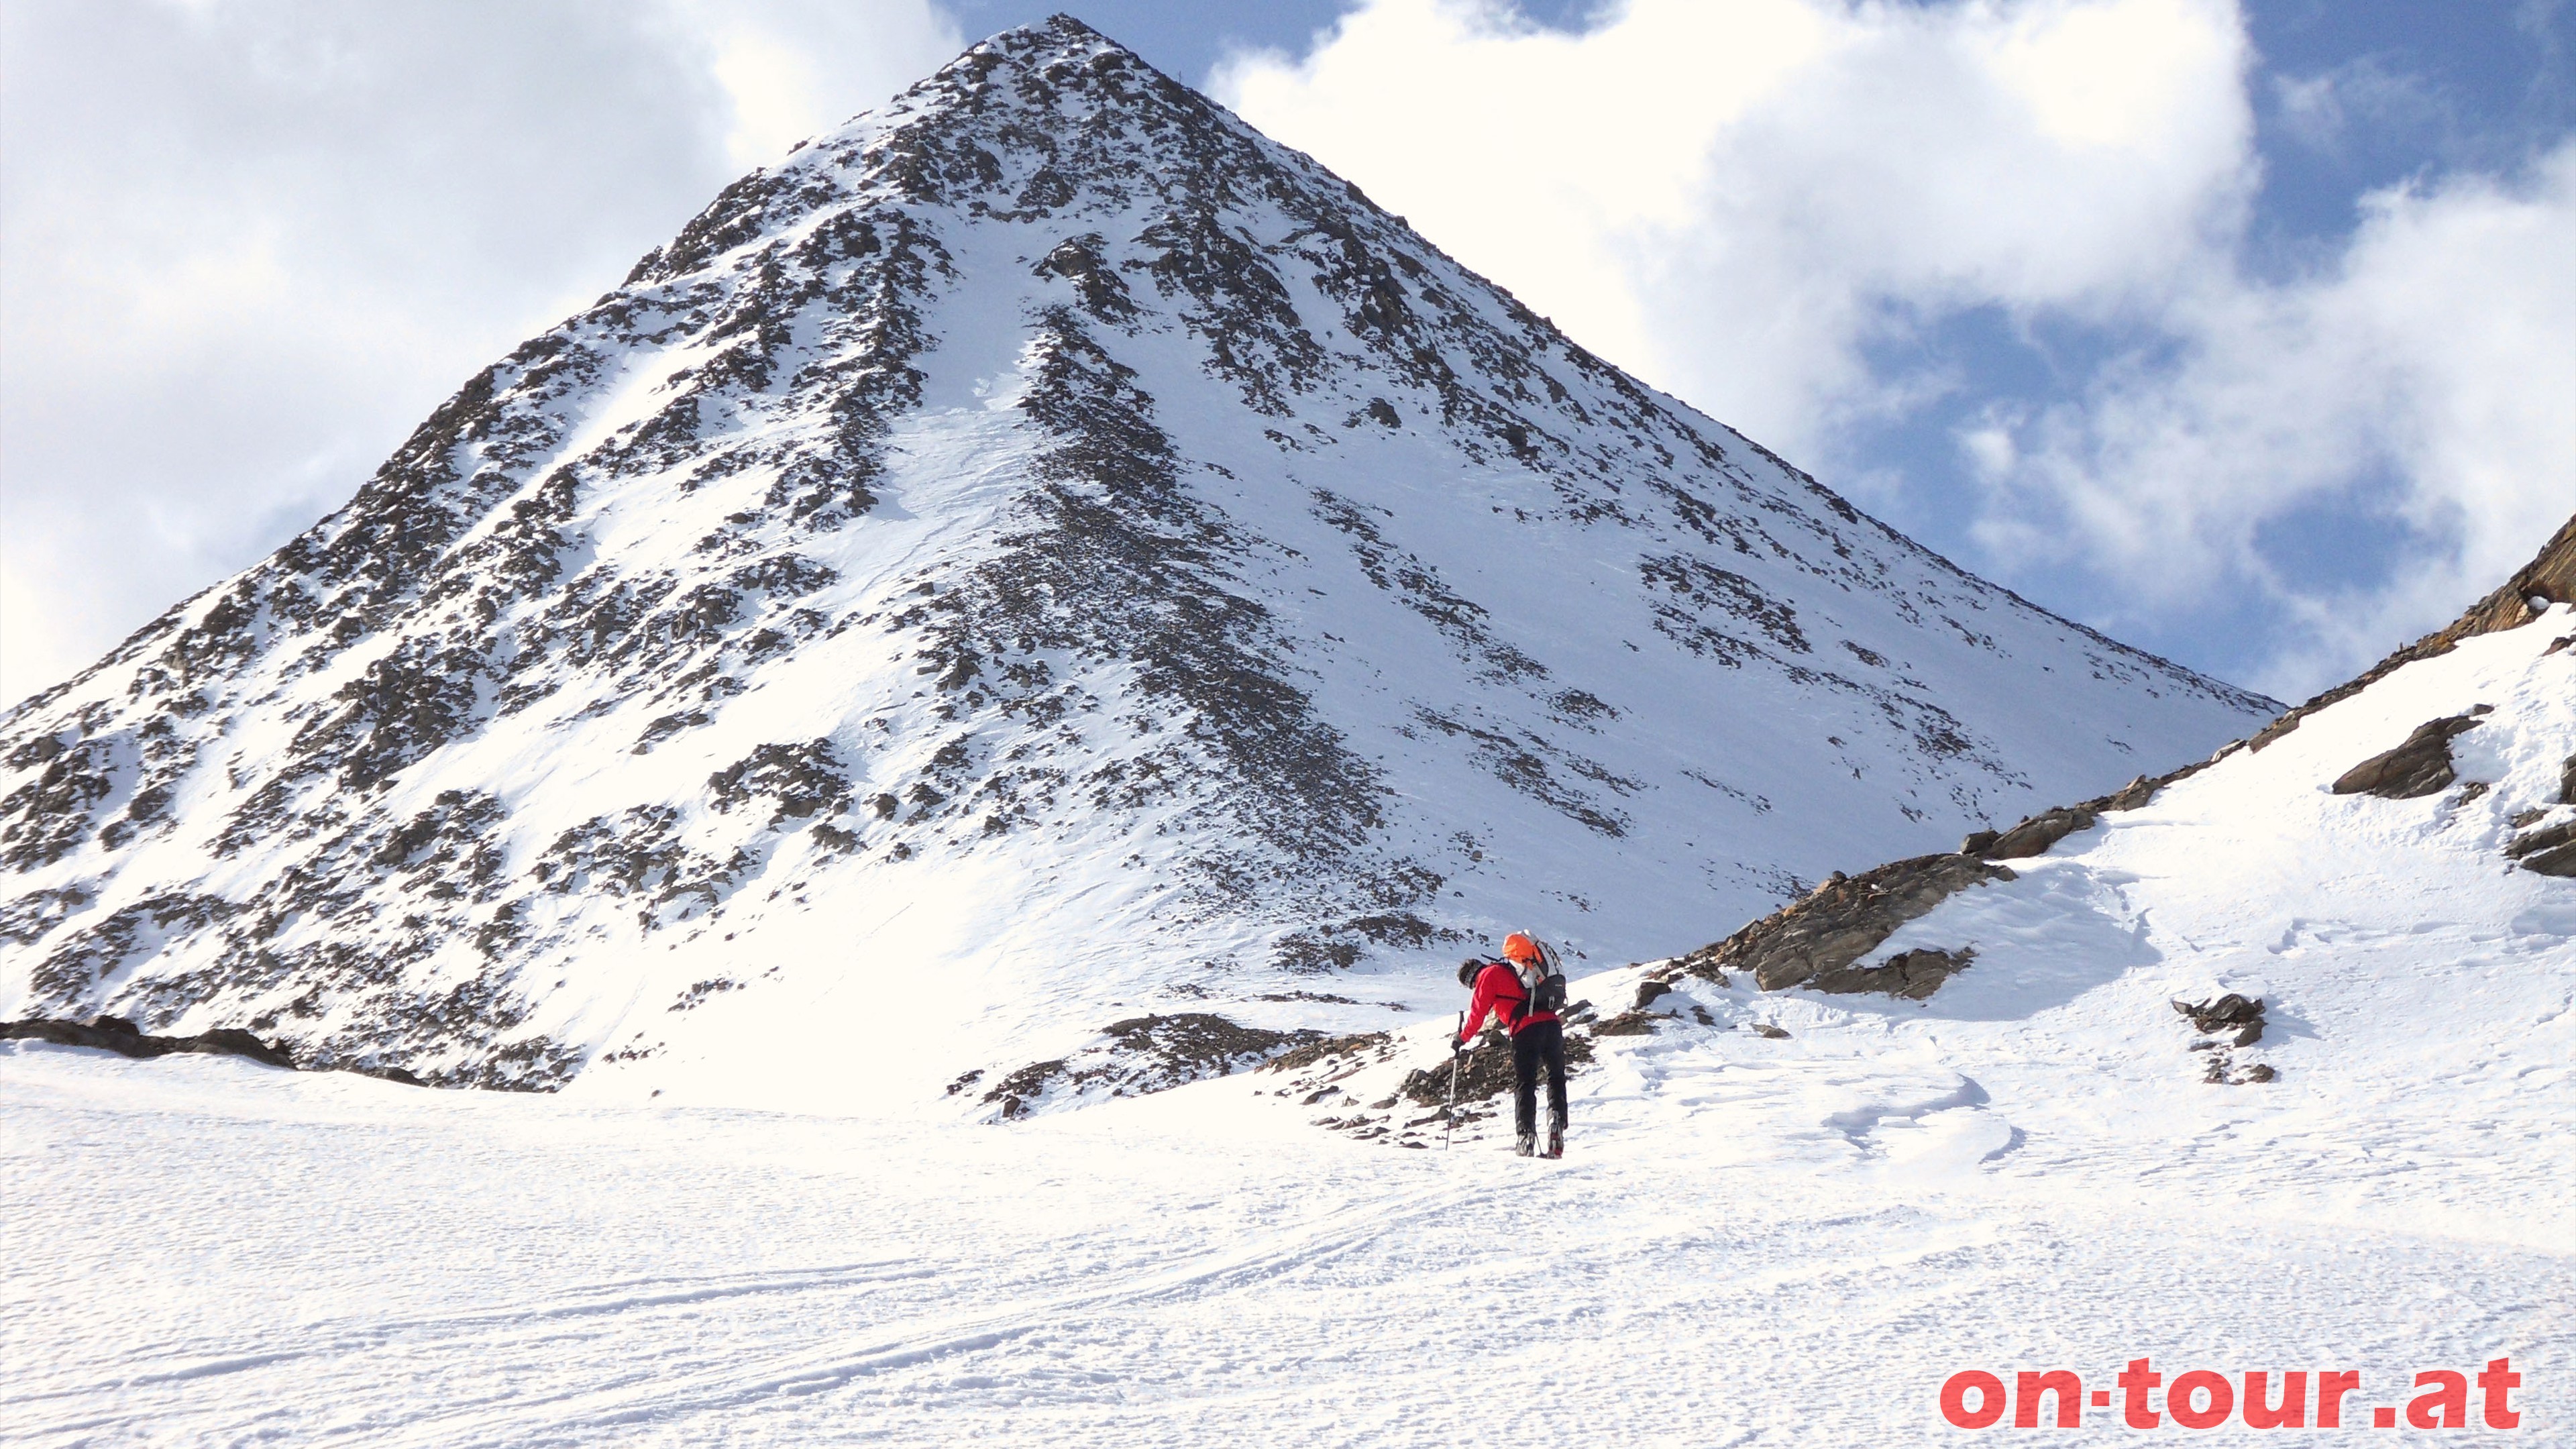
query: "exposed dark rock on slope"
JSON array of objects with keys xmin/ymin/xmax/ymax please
[
  {"xmin": 1, "ymin": 1014, "xmax": 294, "ymax": 1070},
  {"xmin": 0, "ymin": 17, "xmax": 2273, "ymax": 1105},
  {"xmin": 975, "ymin": 1012, "xmax": 1326, "ymax": 1119},
  {"xmin": 2331, "ymin": 712, "xmax": 2488, "ymax": 798},
  {"xmin": 1669, "ymin": 855, "xmax": 2012, "ymax": 995},
  {"xmin": 2, "ymin": 1013, "xmax": 440, "ymax": 1083},
  {"xmin": 2509, "ymin": 818, "xmax": 2576, "ymax": 876},
  {"xmin": 2174, "ymin": 993, "xmax": 2264, "ymax": 1044}
]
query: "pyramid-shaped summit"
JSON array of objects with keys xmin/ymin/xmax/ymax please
[{"xmin": 0, "ymin": 17, "xmax": 2273, "ymax": 1108}]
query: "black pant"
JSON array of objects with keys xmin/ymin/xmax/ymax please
[{"xmin": 1513, "ymin": 1020, "xmax": 1568, "ymax": 1138}]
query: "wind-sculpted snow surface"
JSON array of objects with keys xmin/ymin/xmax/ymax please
[{"xmin": 0, "ymin": 18, "xmax": 2269, "ymax": 1105}]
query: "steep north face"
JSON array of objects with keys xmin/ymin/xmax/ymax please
[{"xmin": 0, "ymin": 17, "xmax": 2271, "ymax": 1104}]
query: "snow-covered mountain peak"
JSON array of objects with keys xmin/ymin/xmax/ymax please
[{"xmin": 0, "ymin": 19, "xmax": 2272, "ymax": 1108}]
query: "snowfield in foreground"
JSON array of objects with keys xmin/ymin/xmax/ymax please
[
  {"xmin": 5, "ymin": 610, "xmax": 2569, "ymax": 1444},
  {"xmin": 1, "ymin": 1038, "xmax": 2563, "ymax": 1446}
]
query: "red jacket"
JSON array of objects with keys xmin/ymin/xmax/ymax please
[{"xmin": 1460, "ymin": 961, "xmax": 1556, "ymax": 1042}]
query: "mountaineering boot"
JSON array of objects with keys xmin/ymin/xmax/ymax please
[
  {"xmin": 1514, "ymin": 1131, "xmax": 1536, "ymax": 1157},
  {"xmin": 1544, "ymin": 1126, "xmax": 1564, "ymax": 1159}
]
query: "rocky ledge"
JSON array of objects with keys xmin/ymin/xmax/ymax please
[
  {"xmin": 1, "ymin": 1014, "xmax": 425, "ymax": 1083},
  {"xmin": 965, "ymin": 1012, "xmax": 1328, "ymax": 1120}
]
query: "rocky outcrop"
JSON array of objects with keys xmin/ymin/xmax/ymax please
[
  {"xmin": 1, "ymin": 1013, "xmax": 429, "ymax": 1084},
  {"xmin": 2174, "ymin": 992, "xmax": 2265, "ymax": 1045},
  {"xmin": 2171, "ymin": 994, "xmax": 2274, "ymax": 1084},
  {"xmin": 1668, "ymin": 853, "xmax": 2012, "ymax": 998},
  {"xmin": 3, "ymin": 1014, "xmax": 294, "ymax": 1069},
  {"xmin": 1964, "ymin": 807, "xmax": 2097, "ymax": 861},
  {"xmin": 1633, "ymin": 518, "xmax": 2573, "ymax": 1053},
  {"xmin": 1648, "ymin": 521, "xmax": 2576, "ymax": 1016},
  {"xmin": 977, "ymin": 1013, "xmax": 1324, "ymax": 1119},
  {"xmin": 2330, "ymin": 712, "xmax": 2488, "ymax": 799},
  {"xmin": 1813, "ymin": 946, "xmax": 1976, "ymax": 1001},
  {"xmin": 1263, "ymin": 1030, "xmax": 1392, "ymax": 1079},
  {"xmin": 2506, "ymin": 818, "xmax": 2576, "ymax": 877},
  {"xmin": 2437, "ymin": 514, "xmax": 2576, "ymax": 640}
]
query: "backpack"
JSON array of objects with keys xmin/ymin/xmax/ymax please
[{"xmin": 1518, "ymin": 938, "xmax": 1568, "ymax": 1022}]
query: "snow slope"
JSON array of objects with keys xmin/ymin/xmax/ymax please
[
  {"xmin": 0, "ymin": 595, "xmax": 2563, "ymax": 1444},
  {"xmin": 0, "ymin": 17, "xmax": 2270, "ymax": 1109},
  {"xmin": 1252, "ymin": 600, "xmax": 2575, "ymax": 1232}
]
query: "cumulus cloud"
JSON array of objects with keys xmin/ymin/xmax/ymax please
[
  {"xmin": 1983, "ymin": 144, "xmax": 2576, "ymax": 688},
  {"xmin": 0, "ymin": 0, "xmax": 957, "ymax": 702},
  {"xmin": 1220, "ymin": 0, "xmax": 2572, "ymax": 695},
  {"xmin": 1220, "ymin": 0, "xmax": 2255, "ymax": 448}
]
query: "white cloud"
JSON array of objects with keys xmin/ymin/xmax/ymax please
[
  {"xmin": 2269, "ymin": 56, "xmax": 2447, "ymax": 157},
  {"xmin": 1219, "ymin": 0, "xmax": 2255, "ymax": 451},
  {"xmin": 1220, "ymin": 0, "xmax": 2573, "ymax": 695},
  {"xmin": 1986, "ymin": 144, "xmax": 2576, "ymax": 692},
  {"xmin": 674, "ymin": 0, "xmax": 959, "ymax": 171},
  {"xmin": 0, "ymin": 0, "xmax": 959, "ymax": 704},
  {"xmin": 1958, "ymin": 416, "xmax": 2021, "ymax": 482}
]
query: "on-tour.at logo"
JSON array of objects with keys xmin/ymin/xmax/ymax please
[{"xmin": 1940, "ymin": 1357, "xmax": 2523, "ymax": 1430}]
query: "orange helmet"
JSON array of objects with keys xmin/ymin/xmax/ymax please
[{"xmin": 1502, "ymin": 932, "xmax": 1544, "ymax": 967}]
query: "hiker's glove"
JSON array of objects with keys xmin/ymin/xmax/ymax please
[{"xmin": 1451, "ymin": 1038, "xmax": 1468, "ymax": 1058}]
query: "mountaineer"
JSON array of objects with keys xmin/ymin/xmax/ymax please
[{"xmin": 1455, "ymin": 932, "xmax": 1570, "ymax": 1157}]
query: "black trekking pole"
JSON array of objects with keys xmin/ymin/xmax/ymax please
[{"xmin": 1443, "ymin": 1010, "xmax": 1464, "ymax": 1150}]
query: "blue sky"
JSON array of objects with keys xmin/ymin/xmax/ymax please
[
  {"xmin": 3, "ymin": 1, "xmax": 2568, "ymax": 705},
  {"xmin": 1937, "ymin": 0, "xmax": 2572, "ymax": 683}
]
